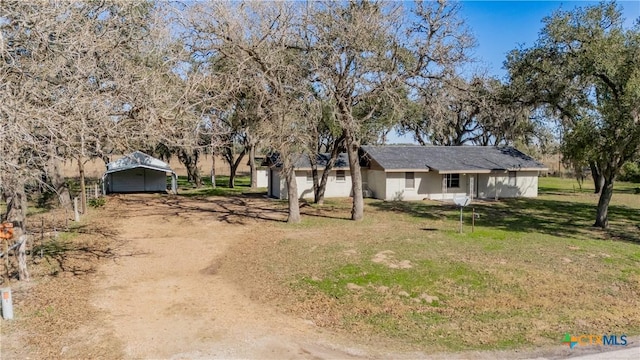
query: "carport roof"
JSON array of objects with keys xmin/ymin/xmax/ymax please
[
  {"xmin": 105, "ymin": 151, "xmax": 174, "ymax": 174},
  {"xmin": 360, "ymin": 145, "xmax": 548, "ymax": 173}
]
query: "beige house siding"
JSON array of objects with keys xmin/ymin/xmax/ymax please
[
  {"xmin": 273, "ymin": 169, "xmax": 352, "ymax": 199},
  {"xmin": 381, "ymin": 172, "xmax": 431, "ymax": 201},
  {"xmin": 426, "ymin": 173, "xmax": 469, "ymax": 201},
  {"xmin": 366, "ymin": 170, "xmax": 386, "ymax": 200},
  {"xmin": 477, "ymin": 171, "xmax": 539, "ymax": 199},
  {"xmin": 517, "ymin": 171, "xmax": 539, "ymax": 197}
]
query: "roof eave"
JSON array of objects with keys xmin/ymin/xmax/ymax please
[
  {"xmin": 105, "ymin": 164, "xmax": 175, "ymax": 175},
  {"xmin": 384, "ymin": 168, "xmax": 430, "ymax": 173},
  {"xmin": 436, "ymin": 170, "xmax": 492, "ymax": 174}
]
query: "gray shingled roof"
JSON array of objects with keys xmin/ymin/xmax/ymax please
[
  {"xmin": 360, "ymin": 145, "xmax": 547, "ymax": 172},
  {"xmin": 265, "ymin": 153, "xmax": 350, "ymax": 170},
  {"xmin": 105, "ymin": 151, "xmax": 174, "ymax": 174}
]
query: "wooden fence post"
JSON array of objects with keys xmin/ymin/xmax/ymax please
[
  {"xmin": 17, "ymin": 235, "xmax": 29, "ymax": 281},
  {"xmin": 3, "ymin": 239, "xmax": 8, "ymax": 280}
]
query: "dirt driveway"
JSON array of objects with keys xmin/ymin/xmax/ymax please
[{"xmin": 89, "ymin": 194, "xmax": 377, "ymax": 359}]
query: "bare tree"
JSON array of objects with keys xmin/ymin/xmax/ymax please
[
  {"xmin": 1, "ymin": 0, "xmax": 187, "ymax": 222},
  {"xmin": 399, "ymin": 75, "xmax": 541, "ymax": 147},
  {"xmin": 181, "ymin": 1, "xmax": 315, "ymax": 222}
]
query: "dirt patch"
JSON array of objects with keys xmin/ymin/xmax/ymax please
[{"xmin": 371, "ymin": 250, "xmax": 413, "ymax": 269}]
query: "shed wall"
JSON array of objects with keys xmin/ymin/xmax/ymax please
[
  {"xmin": 256, "ymin": 169, "xmax": 269, "ymax": 188},
  {"xmin": 108, "ymin": 168, "xmax": 168, "ymax": 193},
  {"xmin": 268, "ymin": 169, "xmax": 282, "ymax": 198}
]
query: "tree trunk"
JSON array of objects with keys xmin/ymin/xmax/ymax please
[
  {"xmin": 345, "ymin": 130, "xmax": 363, "ymax": 221},
  {"xmin": 249, "ymin": 144, "xmax": 257, "ymax": 189},
  {"xmin": 211, "ymin": 152, "xmax": 216, "ymax": 189},
  {"xmin": 313, "ymin": 133, "xmax": 345, "ymax": 205},
  {"xmin": 229, "ymin": 169, "xmax": 236, "ymax": 189},
  {"xmin": 310, "ymin": 155, "xmax": 321, "ymax": 204},
  {"xmin": 49, "ymin": 158, "xmax": 72, "ymax": 209},
  {"xmin": 178, "ymin": 149, "xmax": 202, "ymax": 188},
  {"xmin": 45, "ymin": 142, "xmax": 72, "ymax": 209},
  {"xmin": 589, "ymin": 161, "xmax": 604, "ymax": 194},
  {"xmin": 17, "ymin": 234, "xmax": 29, "ymax": 281},
  {"xmin": 227, "ymin": 147, "xmax": 248, "ymax": 188},
  {"xmin": 78, "ymin": 157, "xmax": 87, "ymax": 214},
  {"xmin": 283, "ymin": 163, "xmax": 301, "ymax": 223},
  {"xmin": 3, "ymin": 178, "xmax": 27, "ymax": 229},
  {"xmin": 192, "ymin": 151, "xmax": 202, "ymax": 188},
  {"xmin": 594, "ymin": 175, "xmax": 614, "ymax": 229}
]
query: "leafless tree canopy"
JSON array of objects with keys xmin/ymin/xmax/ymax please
[{"xmin": 3, "ymin": 0, "xmax": 539, "ymax": 225}]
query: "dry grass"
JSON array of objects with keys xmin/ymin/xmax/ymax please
[
  {"xmin": 1, "ymin": 210, "xmax": 126, "ymax": 359},
  {"xmin": 2, "ymin": 176, "xmax": 638, "ymax": 356},
  {"xmin": 220, "ymin": 178, "xmax": 640, "ymax": 352}
]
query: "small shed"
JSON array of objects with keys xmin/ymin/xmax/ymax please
[{"xmin": 102, "ymin": 151, "xmax": 177, "ymax": 194}]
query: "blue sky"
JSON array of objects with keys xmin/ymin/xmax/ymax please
[
  {"xmin": 460, "ymin": 0, "xmax": 640, "ymax": 79},
  {"xmin": 388, "ymin": 0, "xmax": 640, "ymax": 143}
]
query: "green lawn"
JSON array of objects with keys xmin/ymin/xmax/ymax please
[
  {"xmin": 221, "ymin": 176, "xmax": 640, "ymax": 352},
  {"xmin": 176, "ymin": 175, "xmax": 266, "ymax": 197}
]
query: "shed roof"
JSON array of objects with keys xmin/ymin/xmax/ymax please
[
  {"xmin": 105, "ymin": 151, "xmax": 174, "ymax": 174},
  {"xmin": 360, "ymin": 145, "xmax": 547, "ymax": 173}
]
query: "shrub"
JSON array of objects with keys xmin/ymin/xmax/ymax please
[
  {"xmin": 88, "ymin": 197, "xmax": 106, "ymax": 208},
  {"xmin": 618, "ymin": 161, "xmax": 640, "ymax": 183}
]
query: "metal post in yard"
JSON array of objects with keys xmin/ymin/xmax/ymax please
[
  {"xmin": 1, "ymin": 287, "xmax": 14, "ymax": 319},
  {"xmin": 460, "ymin": 206, "xmax": 463, "ymax": 233},
  {"xmin": 472, "ymin": 208, "xmax": 475, "ymax": 233}
]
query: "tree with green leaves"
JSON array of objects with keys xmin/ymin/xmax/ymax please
[{"xmin": 506, "ymin": 2, "xmax": 640, "ymax": 228}]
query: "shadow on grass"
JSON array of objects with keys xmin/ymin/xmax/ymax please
[
  {"xmin": 179, "ymin": 186, "xmax": 263, "ymax": 198},
  {"xmin": 109, "ymin": 193, "xmax": 289, "ymax": 225},
  {"xmin": 370, "ymin": 196, "xmax": 640, "ymax": 244},
  {"xmin": 370, "ymin": 201, "xmax": 451, "ymax": 221},
  {"xmin": 32, "ymin": 227, "xmax": 147, "ymax": 277},
  {"xmin": 108, "ymin": 191, "xmax": 355, "ymax": 226}
]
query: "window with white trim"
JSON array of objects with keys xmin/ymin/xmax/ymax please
[
  {"xmin": 405, "ymin": 172, "xmax": 415, "ymax": 189},
  {"xmin": 306, "ymin": 171, "xmax": 313, "ymax": 183},
  {"xmin": 336, "ymin": 170, "xmax": 346, "ymax": 182},
  {"xmin": 508, "ymin": 171, "xmax": 516, "ymax": 186},
  {"xmin": 445, "ymin": 174, "xmax": 460, "ymax": 188}
]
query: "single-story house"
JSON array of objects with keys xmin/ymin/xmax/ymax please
[
  {"xmin": 361, "ymin": 146, "xmax": 548, "ymax": 201},
  {"xmin": 266, "ymin": 153, "xmax": 352, "ymax": 199},
  {"xmin": 102, "ymin": 151, "xmax": 178, "ymax": 194},
  {"xmin": 266, "ymin": 146, "xmax": 548, "ymax": 201}
]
